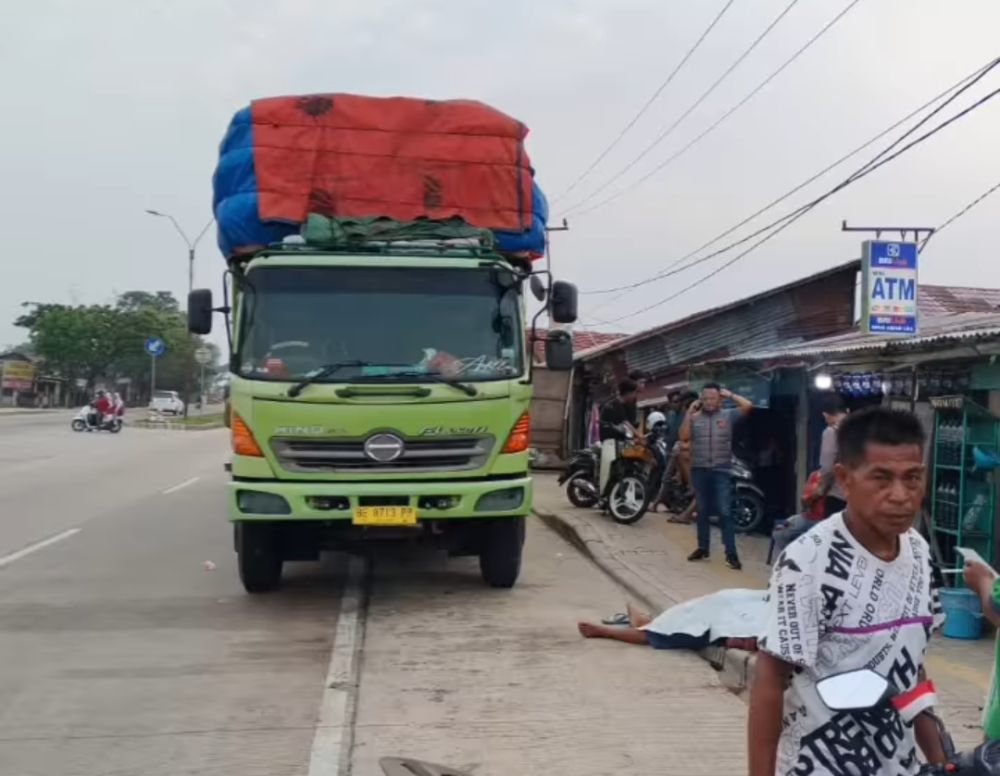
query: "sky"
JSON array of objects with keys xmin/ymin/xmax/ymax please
[{"xmin": 2, "ymin": 0, "xmax": 1000, "ymax": 350}]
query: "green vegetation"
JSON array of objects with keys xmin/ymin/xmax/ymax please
[{"xmin": 15, "ymin": 291, "xmax": 219, "ymax": 394}]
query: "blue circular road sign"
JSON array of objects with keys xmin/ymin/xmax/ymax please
[{"xmin": 145, "ymin": 337, "xmax": 167, "ymax": 358}]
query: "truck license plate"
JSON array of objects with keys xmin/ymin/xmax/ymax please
[{"xmin": 352, "ymin": 506, "xmax": 417, "ymax": 526}]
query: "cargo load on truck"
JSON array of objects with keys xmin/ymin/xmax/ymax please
[{"xmin": 213, "ymin": 93, "xmax": 548, "ymax": 259}]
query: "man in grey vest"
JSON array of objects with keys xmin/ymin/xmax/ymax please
[{"xmin": 679, "ymin": 382, "xmax": 753, "ymax": 570}]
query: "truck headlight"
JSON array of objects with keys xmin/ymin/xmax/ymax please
[{"xmin": 475, "ymin": 487, "xmax": 524, "ymax": 512}]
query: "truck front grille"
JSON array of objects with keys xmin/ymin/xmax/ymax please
[{"xmin": 271, "ymin": 435, "xmax": 494, "ymax": 474}]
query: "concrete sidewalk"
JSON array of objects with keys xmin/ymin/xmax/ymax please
[{"xmin": 532, "ymin": 472, "xmax": 993, "ymax": 751}]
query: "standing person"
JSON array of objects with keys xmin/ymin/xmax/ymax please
[
  {"xmin": 817, "ymin": 394, "xmax": 848, "ymax": 515},
  {"xmin": 962, "ymin": 558, "xmax": 1000, "ymax": 740},
  {"xmin": 598, "ymin": 380, "xmax": 639, "ymax": 505},
  {"xmin": 749, "ymin": 407, "xmax": 946, "ymax": 776},
  {"xmin": 679, "ymin": 383, "xmax": 752, "ymax": 569},
  {"xmin": 627, "ymin": 370, "xmax": 647, "ymax": 430},
  {"xmin": 771, "ymin": 396, "xmax": 849, "ymax": 553}
]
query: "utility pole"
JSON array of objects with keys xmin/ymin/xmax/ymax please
[
  {"xmin": 145, "ymin": 210, "xmax": 213, "ymax": 418},
  {"xmin": 841, "ymin": 220, "xmax": 935, "ymax": 244}
]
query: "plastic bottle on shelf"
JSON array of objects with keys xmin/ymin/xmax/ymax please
[
  {"xmin": 939, "ymin": 421, "xmax": 953, "ymax": 465},
  {"xmin": 963, "ymin": 493, "xmax": 987, "ymax": 533},
  {"xmin": 946, "ymin": 483, "xmax": 958, "ymax": 526}
]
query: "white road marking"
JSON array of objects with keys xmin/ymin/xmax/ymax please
[
  {"xmin": 308, "ymin": 556, "xmax": 369, "ymax": 776},
  {"xmin": 0, "ymin": 528, "xmax": 81, "ymax": 569},
  {"xmin": 161, "ymin": 476, "xmax": 200, "ymax": 495}
]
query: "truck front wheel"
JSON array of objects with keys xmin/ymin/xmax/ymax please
[
  {"xmin": 478, "ymin": 517, "xmax": 525, "ymax": 589},
  {"xmin": 236, "ymin": 522, "xmax": 283, "ymax": 593}
]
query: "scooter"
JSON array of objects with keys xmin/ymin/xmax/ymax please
[
  {"xmin": 604, "ymin": 426, "xmax": 670, "ymax": 525},
  {"xmin": 558, "ymin": 444, "xmax": 601, "ymax": 508},
  {"xmin": 71, "ymin": 406, "xmax": 123, "ymax": 434},
  {"xmin": 817, "ymin": 668, "xmax": 1000, "ymax": 775},
  {"xmin": 658, "ymin": 454, "xmax": 767, "ymax": 533}
]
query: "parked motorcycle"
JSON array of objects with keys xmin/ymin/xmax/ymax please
[
  {"xmin": 71, "ymin": 406, "xmax": 123, "ymax": 434},
  {"xmin": 604, "ymin": 427, "xmax": 669, "ymax": 525},
  {"xmin": 657, "ymin": 454, "xmax": 766, "ymax": 533},
  {"xmin": 817, "ymin": 668, "xmax": 1000, "ymax": 775},
  {"xmin": 558, "ymin": 444, "xmax": 601, "ymax": 508},
  {"xmin": 725, "ymin": 457, "xmax": 767, "ymax": 533}
]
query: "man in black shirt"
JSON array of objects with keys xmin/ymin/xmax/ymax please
[{"xmin": 599, "ymin": 380, "xmax": 639, "ymax": 502}]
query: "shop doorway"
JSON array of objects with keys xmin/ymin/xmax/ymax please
[{"xmin": 733, "ymin": 396, "xmax": 798, "ymax": 528}]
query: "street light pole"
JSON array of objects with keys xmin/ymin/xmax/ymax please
[{"xmin": 145, "ymin": 210, "xmax": 213, "ymax": 418}]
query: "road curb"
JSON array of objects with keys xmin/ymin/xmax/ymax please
[
  {"xmin": 533, "ymin": 504, "xmax": 756, "ymax": 694},
  {"xmin": 533, "ymin": 506, "xmax": 665, "ymax": 614},
  {"xmin": 128, "ymin": 421, "xmax": 224, "ymax": 431}
]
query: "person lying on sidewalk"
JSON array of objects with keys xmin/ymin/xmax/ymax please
[
  {"xmin": 577, "ymin": 588, "xmax": 765, "ymax": 652},
  {"xmin": 963, "ymin": 558, "xmax": 1000, "ymax": 740}
]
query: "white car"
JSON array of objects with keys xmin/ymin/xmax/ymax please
[{"xmin": 150, "ymin": 390, "xmax": 185, "ymax": 416}]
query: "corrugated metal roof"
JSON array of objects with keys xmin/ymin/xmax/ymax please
[
  {"xmin": 576, "ymin": 277, "xmax": 1000, "ymax": 363},
  {"xmin": 712, "ymin": 311, "xmax": 1000, "ymax": 363},
  {"xmin": 575, "ymin": 260, "xmax": 862, "ymax": 361},
  {"xmin": 919, "ymin": 285, "xmax": 1000, "ymax": 316}
]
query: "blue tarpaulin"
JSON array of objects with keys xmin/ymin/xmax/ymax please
[{"xmin": 213, "ymin": 106, "xmax": 548, "ymax": 258}]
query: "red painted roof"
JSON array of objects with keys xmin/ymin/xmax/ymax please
[{"xmin": 530, "ymin": 329, "xmax": 626, "ymax": 364}]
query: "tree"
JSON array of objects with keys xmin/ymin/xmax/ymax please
[
  {"xmin": 115, "ymin": 291, "xmax": 179, "ymax": 314},
  {"xmin": 15, "ymin": 291, "xmax": 210, "ymax": 399},
  {"xmin": 24, "ymin": 305, "xmax": 124, "ymax": 388}
]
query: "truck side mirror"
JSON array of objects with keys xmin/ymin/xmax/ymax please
[
  {"xmin": 544, "ymin": 331, "xmax": 574, "ymax": 371},
  {"xmin": 188, "ymin": 289, "xmax": 213, "ymax": 335},
  {"xmin": 529, "ymin": 275, "xmax": 546, "ymax": 302},
  {"xmin": 550, "ymin": 281, "xmax": 578, "ymax": 324}
]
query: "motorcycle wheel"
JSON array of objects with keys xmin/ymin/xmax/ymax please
[
  {"xmin": 71, "ymin": 419, "xmax": 87, "ymax": 432},
  {"xmin": 732, "ymin": 489, "xmax": 766, "ymax": 533},
  {"xmin": 109, "ymin": 420, "xmax": 123, "ymax": 434},
  {"xmin": 608, "ymin": 475, "xmax": 650, "ymax": 525},
  {"xmin": 566, "ymin": 472, "xmax": 599, "ymax": 509}
]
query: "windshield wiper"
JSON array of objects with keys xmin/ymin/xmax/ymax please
[
  {"xmin": 352, "ymin": 370, "xmax": 478, "ymax": 397},
  {"xmin": 287, "ymin": 360, "xmax": 373, "ymax": 397}
]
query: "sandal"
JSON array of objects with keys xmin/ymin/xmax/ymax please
[{"xmin": 601, "ymin": 612, "xmax": 630, "ymax": 626}]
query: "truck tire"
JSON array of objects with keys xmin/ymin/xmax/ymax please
[
  {"xmin": 479, "ymin": 517, "xmax": 525, "ymax": 589},
  {"xmin": 236, "ymin": 522, "xmax": 283, "ymax": 593}
]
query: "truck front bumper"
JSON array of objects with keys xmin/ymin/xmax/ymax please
[{"xmin": 228, "ymin": 476, "xmax": 533, "ymax": 522}]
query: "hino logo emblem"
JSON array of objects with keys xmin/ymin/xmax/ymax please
[{"xmin": 364, "ymin": 433, "xmax": 405, "ymax": 463}]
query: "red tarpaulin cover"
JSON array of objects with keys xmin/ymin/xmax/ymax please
[{"xmin": 251, "ymin": 94, "xmax": 534, "ymax": 232}]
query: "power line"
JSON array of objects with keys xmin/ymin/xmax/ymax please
[
  {"xmin": 560, "ymin": 0, "xmax": 803, "ymax": 216},
  {"xmin": 570, "ymin": 0, "xmax": 862, "ymax": 219},
  {"xmin": 551, "ymin": 0, "xmax": 736, "ymax": 205},
  {"xmin": 582, "ymin": 54, "xmax": 1000, "ymax": 300},
  {"xmin": 921, "ymin": 179, "xmax": 1000, "ymax": 250},
  {"xmin": 597, "ymin": 82, "xmax": 1000, "ymax": 325}
]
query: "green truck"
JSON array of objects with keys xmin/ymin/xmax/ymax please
[{"xmin": 188, "ymin": 239, "xmax": 577, "ymax": 592}]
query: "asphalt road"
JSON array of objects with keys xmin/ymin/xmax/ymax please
[
  {"xmin": 0, "ymin": 418, "xmax": 343, "ymax": 776},
  {"xmin": 0, "ymin": 414, "xmax": 748, "ymax": 776}
]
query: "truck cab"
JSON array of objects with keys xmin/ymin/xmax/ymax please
[{"xmin": 190, "ymin": 239, "xmax": 576, "ymax": 593}]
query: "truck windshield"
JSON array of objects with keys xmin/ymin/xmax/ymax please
[{"xmin": 237, "ymin": 265, "xmax": 523, "ymax": 382}]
